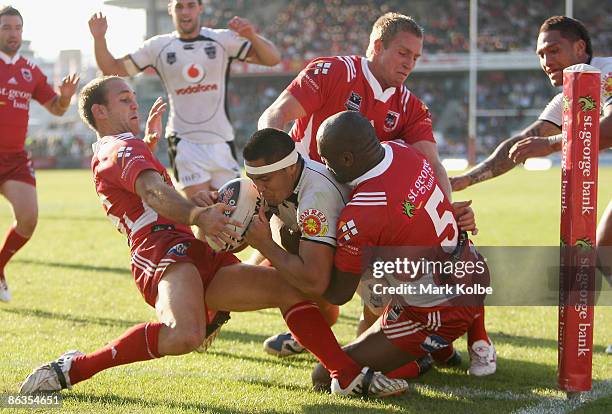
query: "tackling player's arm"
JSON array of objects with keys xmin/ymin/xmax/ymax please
[
  {"xmin": 511, "ymin": 104, "xmax": 612, "ymax": 161},
  {"xmin": 258, "ymin": 90, "xmax": 307, "ymax": 131},
  {"xmin": 244, "ymin": 208, "xmax": 334, "ymax": 296},
  {"xmin": 323, "ymin": 267, "xmax": 360, "ymax": 305},
  {"xmin": 88, "ymin": 12, "xmax": 131, "ymax": 76},
  {"xmin": 451, "ymin": 119, "xmax": 561, "ymax": 191},
  {"xmin": 134, "ymin": 170, "xmax": 240, "ymax": 245}
]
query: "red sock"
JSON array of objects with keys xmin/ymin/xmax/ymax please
[
  {"xmin": 69, "ymin": 322, "xmax": 162, "ymax": 385},
  {"xmin": 467, "ymin": 306, "xmax": 490, "ymax": 346},
  {"xmin": 284, "ymin": 301, "xmax": 361, "ymax": 388},
  {"xmin": 386, "ymin": 360, "xmax": 421, "ymax": 379},
  {"xmin": 432, "ymin": 345, "xmax": 455, "ymax": 363},
  {"xmin": 0, "ymin": 225, "xmax": 30, "ymax": 275}
]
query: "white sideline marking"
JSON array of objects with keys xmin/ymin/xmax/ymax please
[
  {"xmin": 512, "ymin": 380, "xmax": 612, "ymax": 414},
  {"xmin": 410, "ymin": 381, "xmax": 612, "ymax": 412},
  {"xmin": 411, "ymin": 384, "xmax": 545, "ymax": 401}
]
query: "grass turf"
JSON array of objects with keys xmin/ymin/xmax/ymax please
[{"xmin": 0, "ymin": 167, "xmax": 610, "ymax": 413}]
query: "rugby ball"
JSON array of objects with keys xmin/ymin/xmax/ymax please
[{"xmin": 205, "ymin": 177, "xmax": 261, "ymax": 252}]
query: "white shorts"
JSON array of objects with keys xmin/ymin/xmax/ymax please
[{"xmin": 168, "ymin": 136, "xmax": 240, "ymax": 190}]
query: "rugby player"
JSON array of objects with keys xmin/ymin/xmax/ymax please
[
  {"xmin": 257, "ymin": 12, "xmax": 494, "ymax": 373},
  {"xmin": 0, "ymin": 6, "xmax": 79, "ymax": 302},
  {"xmin": 19, "ymin": 77, "xmax": 409, "ymax": 398},
  {"xmin": 308, "ymin": 111, "xmax": 489, "ymax": 390},
  {"xmin": 88, "ymin": 0, "xmax": 280, "ymax": 221}
]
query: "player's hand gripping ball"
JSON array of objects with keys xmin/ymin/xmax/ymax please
[{"xmin": 205, "ymin": 178, "xmax": 261, "ymax": 252}]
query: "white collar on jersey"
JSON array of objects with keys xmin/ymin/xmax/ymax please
[
  {"xmin": 349, "ymin": 144, "xmax": 393, "ymax": 188},
  {"xmin": 361, "ymin": 57, "xmax": 396, "ymax": 103},
  {"xmin": 0, "ymin": 50, "xmax": 20, "ymax": 65}
]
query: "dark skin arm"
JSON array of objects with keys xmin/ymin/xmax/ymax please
[
  {"xmin": 323, "ymin": 267, "xmax": 361, "ymax": 306},
  {"xmin": 451, "ymin": 119, "xmax": 561, "ymax": 191}
]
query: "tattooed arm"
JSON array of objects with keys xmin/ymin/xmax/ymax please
[{"xmin": 450, "ymin": 120, "xmax": 561, "ymax": 191}]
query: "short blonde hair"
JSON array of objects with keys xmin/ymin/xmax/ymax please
[{"xmin": 366, "ymin": 13, "xmax": 423, "ymax": 58}]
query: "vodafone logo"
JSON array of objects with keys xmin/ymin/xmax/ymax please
[{"xmin": 182, "ymin": 63, "xmax": 206, "ymax": 83}]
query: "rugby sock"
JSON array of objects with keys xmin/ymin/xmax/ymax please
[
  {"xmin": 284, "ymin": 301, "xmax": 361, "ymax": 388},
  {"xmin": 0, "ymin": 225, "xmax": 30, "ymax": 276},
  {"xmin": 386, "ymin": 360, "xmax": 421, "ymax": 379},
  {"xmin": 69, "ymin": 322, "xmax": 162, "ymax": 385},
  {"xmin": 467, "ymin": 306, "xmax": 490, "ymax": 346}
]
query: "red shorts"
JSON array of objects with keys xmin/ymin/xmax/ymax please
[
  {"xmin": 381, "ymin": 304, "xmax": 478, "ymax": 357},
  {"xmin": 0, "ymin": 151, "xmax": 36, "ymax": 187},
  {"xmin": 130, "ymin": 231, "xmax": 240, "ymax": 308}
]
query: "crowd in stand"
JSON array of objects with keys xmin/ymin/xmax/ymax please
[
  {"xmin": 29, "ymin": 1, "xmax": 610, "ymax": 165},
  {"xmin": 202, "ymin": 0, "xmax": 611, "ymax": 56}
]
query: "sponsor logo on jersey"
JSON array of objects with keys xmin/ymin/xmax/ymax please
[
  {"xmin": 338, "ymin": 219, "xmax": 358, "ymax": 241},
  {"xmin": 420, "ymin": 334, "xmax": 449, "ymax": 353},
  {"xmin": 20, "ymin": 68, "xmax": 32, "ymax": 83},
  {"xmin": 383, "ymin": 110, "xmax": 400, "ymax": 132},
  {"xmin": 299, "ymin": 208, "xmax": 328, "ymax": 237},
  {"xmin": 345, "ymin": 91, "xmax": 362, "ymax": 111},
  {"xmin": 167, "ymin": 242, "xmax": 191, "ymax": 257},
  {"xmin": 166, "ymin": 52, "xmax": 176, "ymax": 65},
  {"xmin": 205, "ymin": 43, "xmax": 217, "ymax": 59},
  {"xmin": 313, "ymin": 62, "xmax": 331, "ymax": 75},
  {"xmin": 406, "ymin": 159, "xmax": 435, "ymax": 203},
  {"xmin": 183, "ymin": 43, "xmax": 195, "ymax": 50},
  {"xmin": 175, "ymin": 83, "xmax": 218, "ymax": 95},
  {"xmin": 182, "ymin": 63, "xmax": 206, "ymax": 83},
  {"xmin": 7, "ymin": 77, "xmax": 17, "ymax": 85}
]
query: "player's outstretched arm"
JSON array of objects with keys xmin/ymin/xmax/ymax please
[
  {"xmin": 451, "ymin": 119, "xmax": 561, "ymax": 191},
  {"xmin": 258, "ymin": 90, "xmax": 307, "ymax": 131},
  {"xmin": 228, "ymin": 16, "xmax": 281, "ymax": 67},
  {"xmin": 89, "ymin": 12, "xmax": 130, "ymax": 76},
  {"xmin": 134, "ymin": 170, "xmax": 241, "ymax": 246}
]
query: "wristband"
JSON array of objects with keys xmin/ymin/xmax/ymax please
[{"xmin": 547, "ymin": 135, "xmax": 562, "ymax": 147}]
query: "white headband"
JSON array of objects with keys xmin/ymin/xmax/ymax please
[{"xmin": 244, "ymin": 149, "xmax": 299, "ymax": 175}]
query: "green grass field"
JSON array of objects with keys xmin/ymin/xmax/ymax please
[{"xmin": 0, "ymin": 167, "xmax": 611, "ymax": 413}]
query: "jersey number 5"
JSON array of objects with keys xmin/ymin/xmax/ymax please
[{"xmin": 424, "ymin": 185, "xmax": 458, "ymax": 252}]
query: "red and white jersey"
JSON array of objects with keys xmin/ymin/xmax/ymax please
[
  {"xmin": 335, "ymin": 141, "xmax": 459, "ymax": 307},
  {"xmin": 0, "ymin": 52, "xmax": 56, "ymax": 153},
  {"xmin": 287, "ymin": 55, "xmax": 435, "ymax": 162},
  {"xmin": 92, "ymin": 133, "xmax": 192, "ymax": 248}
]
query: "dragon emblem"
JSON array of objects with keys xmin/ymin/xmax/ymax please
[{"xmin": 578, "ymin": 96, "xmax": 596, "ymax": 112}]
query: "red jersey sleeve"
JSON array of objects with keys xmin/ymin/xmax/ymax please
[
  {"xmin": 95, "ymin": 139, "xmax": 159, "ymax": 194},
  {"xmin": 334, "ymin": 206, "xmax": 381, "ymax": 275},
  {"xmin": 31, "ymin": 66, "xmax": 57, "ymax": 105},
  {"xmin": 286, "ymin": 57, "xmax": 347, "ymax": 115},
  {"xmin": 398, "ymin": 95, "xmax": 435, "ymax": 144}
]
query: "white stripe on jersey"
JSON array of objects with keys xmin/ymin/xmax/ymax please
[
  {"xmin": 338, "ymin": 56, "xmax": 356, "ymax": 82},
  {"xmin": 401, "ymin": 87, "xmax": 411, "ymax": 113},
  {"xmin": 347, "ymin": 201, "xmax": 388, "ymax": 206}
]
